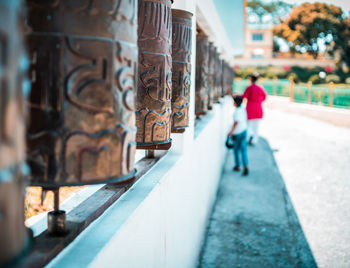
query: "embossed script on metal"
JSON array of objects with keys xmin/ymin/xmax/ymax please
[
  {"xmin": 26, "ymin": 0, "xmax": 137, "ymax": 186},
  {"xmin": 213, "ymin": 50, "xmax": 222, "ymax": 103},
  {"xmin": 0, "ymin": 0, "xmax": 29, "ymax": 265},
  {"xmin": 195, "ymin": 33, "xmax": 209, "ymax": 116},
  {"xmin": 136, "ymin": 0, "xmax": 173, "ymax": 149},
  {"xmin": 171, "ymin": 9, "xmax": 193, "ymax": 133},
  {"xmin": 222, "ymin": 61, "xmax": 234, "ymax": 94},
  {"xmin": 207, "ymin": 43, "xmax": 215, "ymax": 110}
]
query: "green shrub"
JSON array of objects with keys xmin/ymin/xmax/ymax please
[
  {"xmin": 309, "ymin": 74, "xmax": 322, "ymax": 84},
  {"xmin": 325, "ymin": 74, "xmax": 341, "ymax": 83},
  {"xmin": 288, "ymin": 72, "xmax": 299, "ymax": 82},
  {"xmin": 290, "ymin": 66, "xmax": 324, "ymax": 82},
  {"xmin": 265, "ymin": 72, "xmax": 276, "ymax": 79},
  {"xmin": 276, "ymin": 71, "xmax": 289, "ymax": 79},
  {"xmin": 345, "ymin": 77, "xmax": 350, "ymax": 84}
]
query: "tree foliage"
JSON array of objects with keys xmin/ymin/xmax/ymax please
[
  {"xmin": 247, "ymin": 0, "xmax": 292, "ymax": 24},
  {"xmin": 332, "ymin": 17, "xmax": 350, "ymax": 69},
  {"xmin": 274, "ymin": 2, "xmax": 348, "ymax": 63}
]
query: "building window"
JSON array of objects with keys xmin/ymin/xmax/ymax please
[
  {"xmin": 252, "ymin": 33, "xmax": 264, "ymax": 41},
  {"xmin": 252, "ymin": 54, "xmax": 264, "ymax": 59}
]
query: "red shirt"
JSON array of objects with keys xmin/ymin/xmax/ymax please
[{"xmin": 242, "ymin": 84, "xmax": 267, "ymax": 120}]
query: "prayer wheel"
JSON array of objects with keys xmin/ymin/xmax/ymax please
[
  {"xmin": 229, "ymin": 65, "xmax": 234, "ymax": 93},
  {"xmin": 26, "ymin": 0, "xmax": 137, "ymax": 187},
  {"xmin": 195, "ymin": 33, "xmax": 209, "ymax": 116},
  {"xmin": 137, "ymin": 0, "xmax": 173, "ymax": 149},
  {"xmin": 25, "ymin": 0, "xmax": 138, "ymax": 234},
  {"xmin": 213, "ymin": 51, "xmax": 222, "ymax": 103},
  {"xmin": 171, "ymin": 9, "xmax": 193, "ymax": 133},
  {"xmin": 219, "ymin": 58, "xmax": 225, "ymax": 98},
  {"xmin": 207, "ymin": 43, "xmax": 215, "ymax": 110},
  {"xmin": 223, "ymin": 61, "xmax": 234, "ymax": 95},
  {"xmin": 0, "ymin": 0, "xmax": 30, "ymax": 264}
]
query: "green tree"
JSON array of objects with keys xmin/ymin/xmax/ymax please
[
  {"xmin": 333, "ymin": 17, "xmax": 350, "ymax": 69},
  {"xmin": 274, "ymin": 3, "xmax": 345, "ymax": 60},
  {"xmin": 247, "ymin": 0, "xmax": 292, "ymax": 24}
]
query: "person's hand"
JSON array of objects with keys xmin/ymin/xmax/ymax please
[{"xmin": 226, "ymin": 90, "xmax": 234, "ymax": 97}]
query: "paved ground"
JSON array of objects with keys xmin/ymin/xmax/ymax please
[
  {"xmin": 198, "ymin": 100, "xmax": 350, "ymax": 268},
  {"xmin": 265, "ymin": 96, "xmax": 350, "ymax": 128}
]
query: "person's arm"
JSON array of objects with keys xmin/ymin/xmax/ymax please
[
  {"xmin": 227, "ymin": 91, "xmax": 240, "ymax": 98},
  {"xmin": 229, "ymin": 121, "xmax": 238, "ymax": 137},
  {"xmin": 261, "ymin": 87, "xmax": 267, "ymax": 101},
  {"xmin": 242, "ymin": 87, "xmax": 249, "ymax": 100}
]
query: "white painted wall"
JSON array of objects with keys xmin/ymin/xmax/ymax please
[
  {"xmin": 196, "ymin": 0, "xmax": 235, "ymax": 64},
  {"xmin": 48, "ymin": 98, "xmax": 233, "ymax": 268}
]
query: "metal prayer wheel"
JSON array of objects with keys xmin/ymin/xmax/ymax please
[
  {"xmin": 222, "ymin": 61, "xmax": 234, "ymax": 95},
  {"xmin": 26, "ymin": 0, "xmax": 137, "ymax": 186},
  {"xmin": 26, "ymin": 0, "xmax": 138, "ymax": 234},
  {"xmin": 207, "ymin": 43, "xmax": 215, "ymax": 110},
  {"xmin": 137, "ymin": 0, "xmax": 173, "ymax": 149},
  {"xmin": 222, "ymin": 61, "xmax": 227, "ymax": 95},
  {"xmin": 171, "ymin": 9, "xmax": 193, "ymax": 133},
  {"xmin": 0, "ymin": 0, "xmax": 30, "ymax": 264},
  {"xmin": 195, "ymin": 34, "xmax": 209, "ymax": 116},
  {"xmin": 219, "ymin": 58, "xmax": 225, "ymax": 98},
  {"xmin": 228, "ymin": 65, "xmax": 234, "ymax": 93},
  {"xmin": 213, "ymin": 51, "xmax": 222, "ymax": 103}
]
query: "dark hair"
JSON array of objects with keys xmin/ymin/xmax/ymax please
[
  {"xmin": 234, "ymin": 96, "xmax": 243, "ymax": 107},
  {"xmin": 250, "ymin": 73, "xmax": 259, "ymax": 83}
]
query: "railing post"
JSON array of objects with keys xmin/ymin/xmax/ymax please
[
  {"xmin": 273, "ymin": 76, "xmax": 277, "ymax": 96},
  {"xmin": 289, "ymin": 77, "xmax": 295, "ymax": 102},
  {"xmin": 146, "ymin": 150, "xmax": 155, "ymax": 159},
  {"xmin": 329, "ymin": 82, "xmax": 334, "ymax": 107},
  {"xmin": 308, "ymin": 81, "xmax": 312, "ymax": 104}
]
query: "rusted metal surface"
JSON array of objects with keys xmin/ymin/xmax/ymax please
[
  {"xmin": 0, "ymin": 0, "xmax": 29, "ymax": 265},
  {"xmin": 171, "ymin": 9, "xmax": 193, "ymax": 132},
  {"xmin": 195, "ymin": 34, "xmax": 209, "ymax": 117},
  {"xmin": 219, "ymin": 58, "xmax": 225, "ymax": 98},
  {"xmin": 213, "ymin": 50, "xmax": 222, "ymax": 103},
  {"xmin": 137, "ymin": 0, "xmax": 173, "ymax": 149},
  {"xmin": 26, "ymin": 0, "xmax": 138, "ymax": 187},
  {"xmin": 222, "ymin": 61, "xmax": 234, "ymax": 95},
  {"xmin": 16, "ymin": 152, "xmax": 166, "ymax": 268},
  {"xmin": 207, "ymin": 43, "xmax": 215, "ymax": 110}
]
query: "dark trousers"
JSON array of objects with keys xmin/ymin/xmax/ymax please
[{"xmin": 233, "ymin": 130, "xmax": 248, "ymax": 167}]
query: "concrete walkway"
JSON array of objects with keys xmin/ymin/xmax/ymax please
[
  {"xmin": 198, "ymin": 139, "xmax": 317, "ymax": 268},
  {"xmin": 260, "ymin": 107, "xmax": 350, "ymax": 268},
  {"xmin": 198, "ymin": 101, "xmax": 350, "ymax": 268}
]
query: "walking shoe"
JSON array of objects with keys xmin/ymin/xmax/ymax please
[
  {"xmin": 243, "ymin": 167, "xmax": 249, "ymax": 176},
  {"xmin": 248, "ymin": 137, "xmax": 253, "ymax": 146},
  {"xmin": 233, "ymin": 166, "xmax": 241, "ymax": 172}
]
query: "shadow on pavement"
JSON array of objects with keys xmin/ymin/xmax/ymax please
[{"xmin": 198, "ymin": 138, "xmax": 317, "ymax": 268}]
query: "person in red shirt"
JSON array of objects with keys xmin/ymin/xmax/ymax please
[{"xmin": 242, "ymin": 73, "xmax": 267, "ymax": 145}]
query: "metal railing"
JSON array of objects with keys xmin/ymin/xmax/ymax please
[{"xmin": 234, "ymin": 78, "xmax": 350, "ymax": 109}]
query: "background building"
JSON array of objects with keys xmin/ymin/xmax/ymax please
[{"xmin": 244, "ymin": 23, "xmax": 273, "ymax": 59}]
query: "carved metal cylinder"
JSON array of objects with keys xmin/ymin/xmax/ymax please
[
  {"xmin": 213, "ymin": 50, "xmax": 222, "ymax": 103},
  {"xmin": 0, "ymin": 0, "xmax": 29, "ymax": 265},
  {"xmin": 228, "ymin": 65, "xmax": 234, "ymax": 93},
  {"xmin": 219, "ymin": 58, "xmax": 224, "ymax": 98},
  {"xmin": 222, "ymin": 61, "xmax": 228, "ymax": 95},
  {"xmin": 26, "ymin": 0, "xmax": 138, "ymax": 186},
  {"xmin": 222, "ymin": 61, "xmax": 234, "ymax": 95},
  {"xmin": 171, "ymin": 9, "xmax": 193, "ymax": 133},
  {"xmin": 207, "ymin": 43, "xmax": 215, "ymax": 110},
  {"xmin": 195, "ymin": 34, "xmax": 209, "ymax": 116},
  {"xmin": 137, "ymin": 0, "xmax": 173, "ymax": 149}
]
